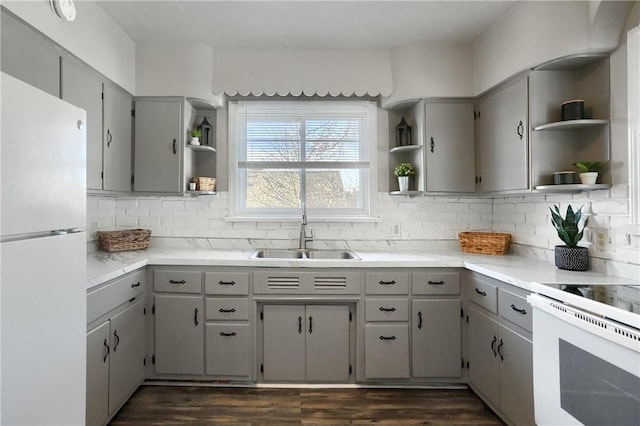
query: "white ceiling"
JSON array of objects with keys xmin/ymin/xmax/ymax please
[{"xmin": 98, "ymin": 0, "xmax": 518, "ymax": 49}]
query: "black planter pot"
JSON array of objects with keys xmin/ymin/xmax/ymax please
[{"xmin": 554, "ymin": 246, "xmax": 589, "ymax": 271}]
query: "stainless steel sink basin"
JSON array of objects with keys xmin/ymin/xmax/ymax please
[{"xmin": 250, "ymin": 249, "xmax": 360, "ymax": 260}]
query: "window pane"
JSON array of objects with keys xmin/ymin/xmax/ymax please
[
  {"xmin": 305, "ymin": 120, "xmax": 361, "ymax": 162},
  {"xmin": 246, "ymin": 169, "xmax": 301, "ymax": 208},
  {"xmin": 305, "ymin": 169, "xmax": 361, "ymax": 209},
  {"xmin": 247, "ymin": 120, "xmax": 301, "ymax": 162}
]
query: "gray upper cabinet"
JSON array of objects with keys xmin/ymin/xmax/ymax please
[
  {"xmin": 424, "ymin": 102, "xmax": 475, "ymax": 193},
  {"xmin": 61, "ymin": 58, "xmax": 104, "ymax": 190},
  {"xmin": 477, "ymin": 77, "xmax": 529, "ymax": 192},
  {"xmin": 133, "ymin": 99, "xmax": 184, "ymax": 193},
  {"xmin": 103, "ymin": 83, "xmax": 133, "ymax": 192},
  {"xmin": 1, "ymin": 11, "xmax": 60, "ymax": 98}
]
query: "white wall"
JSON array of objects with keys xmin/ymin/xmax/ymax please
[
  {"xmin": 212, "ymin": 47, "xmax": 393, "ymax": 97},
  {"xmin": 3, "ymin": 0, "xmax": 135, "ymax": 93}
]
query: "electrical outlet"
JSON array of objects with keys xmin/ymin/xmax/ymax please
[
  {"xmin": 594, "ymin": 229, "xmax": 615, "ymax": 252},
  {"xmin": 386, "ymin": 222, "xmax": 402, "ymax": 237}
]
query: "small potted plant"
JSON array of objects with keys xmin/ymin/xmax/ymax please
[
  {"xmin": 549, "ymin": 204, "xmax": 589, "ymax": 271},
  {"xmin": 394, "ymin": 162, "xmax": 415, "ymax": 192},
  {"xmin": 574, "ymin": 161, "xmax": 605, "ymax": 185},
  {"xmin": 189, "ymin": 128, "xmax": 202, "ymax": 146}
]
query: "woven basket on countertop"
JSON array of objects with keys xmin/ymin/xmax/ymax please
[
  {"xmin": 97, "ymin": 229, "xmax": 151, "ymax": 253},
  {"xmin": 458, "ymin": 232, "xmax": 511, "ymax": 256}
]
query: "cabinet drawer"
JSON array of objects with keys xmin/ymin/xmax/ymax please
[
  {"xmin": 206, "ymin": 298, "xmax": 249, "ymax": 321},
  {"xmin": 205, "ymin": 323, "xmax": 251, "ymax": 378},
  {"xmin": 364, "ymin": 324, "xmax": 409, "ymax": 379},
  {"xmin": 87, "ymin": 269, "xmax": 145, "ymax": 324},
  {"xmin": 498, "ymin": 288, "xmax": 532, "ymax": 332},
  {"xmin": 205, "ymin": 272, "xmax": 249, "ymax": 295},
  {"xmin": 365, "ymin": 298, "xmax": 409, "ymax": 322},
  {"xmin": 466, "ymin": 278, "xmax": 498, "ymax": 313},
  {"xmin": 365, "ymin": 272, "xmax": 409, "ymax": 295},
  {"xmin": 154, "ymin": 270, "xmax": 202, "ymax": 293},
  {"xmin": 412, "ymin": 272, "xmax": 460, "ymax": 295}
]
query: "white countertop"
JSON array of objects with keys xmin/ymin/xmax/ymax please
[{"xmin": 87, "ymin": 247, "xmax": 637, "ymax": 292}]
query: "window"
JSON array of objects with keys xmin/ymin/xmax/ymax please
[
  {"xmin": 626, "ymin": 25, "xmax": 640, "ymax": 234},
  {"xmin": 228, "ymin": 100, "xmax": 377, "ymax": 220}
]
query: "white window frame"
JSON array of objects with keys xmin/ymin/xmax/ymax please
[
  {"xmin": 624, "ymin": 25, "xmax": 640, "ymax": 235},
  {"xmin": 227, "ymin": 100, "xmax": 378, "ymax": 221}
]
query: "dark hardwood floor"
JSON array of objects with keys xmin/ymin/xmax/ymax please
[{"xmin": 110, "ymin": 386, "xmax": 505, "ymax": 425}]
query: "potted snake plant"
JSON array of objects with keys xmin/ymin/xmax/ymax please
[{"xmin": 549, "ymin": 204, "xmax": 589, "ymax": 271}]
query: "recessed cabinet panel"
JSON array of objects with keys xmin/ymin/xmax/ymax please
[
  {"xmin": 465, "ymin": 276, "xmax": 498, "ymax": 313},
  {"xmin": 424, "ymin": 102, "xmax": 475, "ymax": 192},
  {"xmin": 412, "ymin": 299, "xmax": 461, "ymax": 378},
  {"xmin": 154, "ymin": 295, "xmax": 204, "ymax": 375},
  {"xmin": 103, "ymin": 84, "xmax": 133, "ymax": 192},
  {"xmin": 204, "ymin": 272, "xmax": 249, "ymax": 295},
  {"xmin": 365, "ymin": 272, "xmax": 409, "ymax": 295},
  {"xmin": 411, "ymin": 272, "xmax": 460, "ymax": 295},
  {"xmin": 153, "ymin": 270, "xmax": 202, "ymax": 293},
  {"xmin": 86, "ymin": 321, "xmax": 110, "ymax": 426},
  {"xmin": 468, "ymin": 306, "xmax": 500, "ymax": 404},
  {"xmin": 206, "ymin": 298, "xmax": 249, "ymax": 321},
  {"xmin": 61, "ymin": 58, "xmax": 104, "ymax": 191},
  {"xmin": 498, "ymin": 288, "xmax": 532, "ymax": 332},
  {"xmin": 134, "ymin": 99, "xmax": 183, "ymax": 193},
  {"xmin": 499, "ymin": 324, "xmax": 534, "ymax": 426},
  {"xmin": 365, "ymin": 298, "xmax": 409, "ymax": 322},
  {"xmin": 364, "ymin": 324, "xmax": 410, "ymax": 379},
  {"xmin": 478, "ymin": 77, "xmax": 529, "ymax": 192},
  {"xmin": 262, "ymin": 305, "xmax": 306, "ymax": 381},
  {"xmin": 305, "ymin": 305, "xmax": 350, "ymax": 382},
  {"xmin": 205, "ymin": 323, "xmax": 251, "ymax": 378}
]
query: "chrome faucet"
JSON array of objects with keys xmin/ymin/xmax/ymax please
[{"xmin": 299, "ymin": 202, "xmax": 313, "ymax": 250}]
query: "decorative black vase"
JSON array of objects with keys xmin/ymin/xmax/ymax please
[{"xmin": 554, "ymin": 246, "xmax": 589, "ymax": 271}]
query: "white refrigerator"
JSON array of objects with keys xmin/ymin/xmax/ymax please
[{"xmin": 1, "ymin": 73, "xmax": 87, "ymax": 425}]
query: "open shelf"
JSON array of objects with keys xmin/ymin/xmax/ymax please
[
  {"xmin": 534, "ymin": 184, "xmax": 610, "ymax": 193},
  {"xmin": 186, "ymin": 190, "xmax": 217, "ymax": 196},
  {"xmin": 389, "ymin": 145, "xmax": 422, "ymax": 154},
  {"xmin": 390, "ymin": 190, "xmax": 423, "ymax": 197},
  {"xmin": 186, "ymin": 144, "xmax": 216, "ymax": 152},
  {"xmin": 533, "ymin": 119, "xmax": 609, "ymax": 131}
]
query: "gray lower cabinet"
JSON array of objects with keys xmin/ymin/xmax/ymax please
[
  {"xmin": 262, "ymin": 304, "xmax": 351, "ymax": 382},
  {"xmin": 465, "ymin": 272, "xmax": 534, "ymax": 426},
  {"xmin": 1, "ymin": 11, "xmax": 60, "ymax": 98},
  {"xmin": 477, "ymin": 76, "xmax": 529, "ymax": 192},
  {"xmin": 133, "ymin": 98, "xmax": 184, "ymax": 193},
  {"xmin": 154, "ymin": 294, "xmax": 204, "ymax": 375},
  {"xmin": 205, "ymin": 323, "xmax": 251, "ymax": 377},
  {"xmin": 412, "ymin": 299, "xmax": 461, "ymax": 378},
  {"xmin": 86, "ymin": 299, "xmax": 145, "ymax": 426},
  {"xmin": 364, "ymin": 324, "xmax": 410, "ymax": 379}
]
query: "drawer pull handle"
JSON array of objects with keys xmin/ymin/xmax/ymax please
[
  {"xmin": 379, "ymin": 307, "xmax": 396, "ymax": 312},
  {"xmin": 113, "ymin": 330, "xmax": 120, "ymax": 352},
  {"xmin": 128, "ymin": 297, "xmax": 136, "ymax": 303},
  {"xmin": 491, "ymin": 335, "xmax": 497, "ymax": 357},
  {"xmin": 497, "ymin": 338, "xmax": 504, "ymax": 361},
  {"xmin": 130, "ymin": 281, "xmax": 141, "ymax": 288},
  {"xmin": 417, "ymin": 311, "xmax": 423, "ymax": 330},
  {"xmin": 218, "ymin": 280, "xmax": 236, "ymax": 286},
  {"xmin": 103, "ymin": 339, "xmax": 110, "ymax": 363},
  {"xmin": 194, "ymin": 308, "xmax": 199, "ymax": 327},
  {"xmin": 219, "ymin": 308, "xmax": 236, "ymax": 313},
  {"xmin": 475, "ymin": 288, "xmax": 487, "ymax": 296},
  {"xmin": 309, "ymin": 316, "xmax": 313, "ymax": 334},
  {"xmin": 510, "ymin": 304, "xmax": 527, "ymax": 315},
  {"xmin": 428, "ymin": 280, "xmax": 445, "ymax": 286},
  {"xmin": 172, "ymin": 138, "xmax": 177, "ymax": 155},
  {"xmin": 219, "ymin": 331, "xmax": 237, "ymax": 337},
  {"xmin": 169, "ymin": 279, "xmax": 186, "ymax": 285},
  {"xmin": 298, "ymin": 316, "xmax": 302, "ymax": 334},
  {"xmin": 379, "ymin": 335, "xmax": 396, "ymax": 341},
  {"xmin": 379, "ymin": 280, "xmax": 396, "ymax": 285},
  {"xmin": 516, "ymin": 120, "xmax": 524, "ymax": 140}
]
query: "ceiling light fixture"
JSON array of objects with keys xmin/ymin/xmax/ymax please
[{"xmin": 50, "ymin": 0, "xmax": 77, "ymax": 22}]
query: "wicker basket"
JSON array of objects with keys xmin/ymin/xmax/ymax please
[
  {"xmin": 458, "ymin": 232, "xmax": 511, "ymax": 256},
  {"xmin": 97, "ymin": 229, "xmax": 151, "ymax": 253},
  {"xmin": 192, "ymin": 177, "xmax": 216, "ymax": 192}
]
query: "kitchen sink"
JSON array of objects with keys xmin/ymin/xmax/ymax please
[{"xmin": 250, "ymin": 249, "xmax": 360, "ymax": 260}]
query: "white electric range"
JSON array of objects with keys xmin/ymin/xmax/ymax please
[{"xmin": 528, "ymin": 281, "xmax": 640, "ymax": 426}]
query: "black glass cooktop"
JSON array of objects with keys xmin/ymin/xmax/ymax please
[{"xmin": 542, "ymin": 283, "xmax": 640, "ymax": 314}]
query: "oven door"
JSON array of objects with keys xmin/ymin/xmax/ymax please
[{"xmin": 529, "ymin": 294, "xmax": 640, "ymax": 426}]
